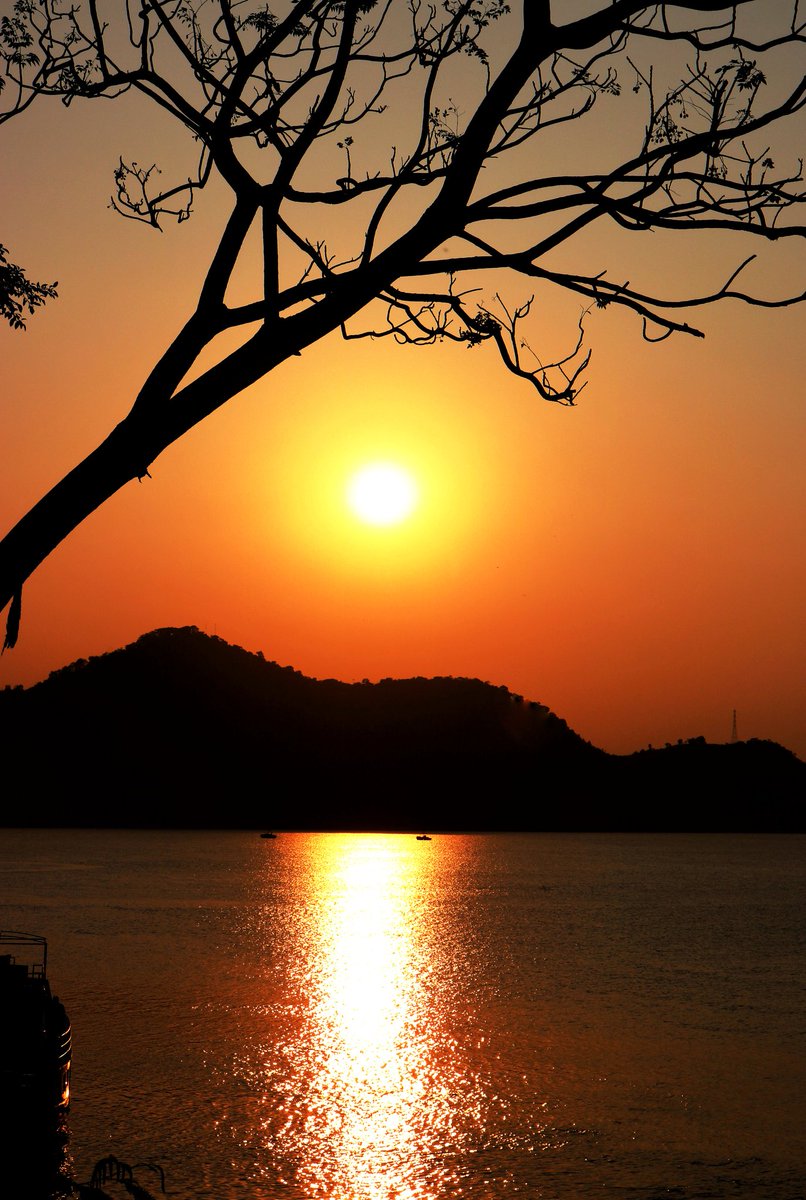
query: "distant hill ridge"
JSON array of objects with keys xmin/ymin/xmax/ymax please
[{"xmin": 0, "ymin": 626, "xmax": 802, "ymax": 831}]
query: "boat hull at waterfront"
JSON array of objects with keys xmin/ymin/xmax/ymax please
[
  {"xmin": 0, "ymin": 931, "xmax": 71, "ymax": 1117},
  {"xmin": 0, "ymin": 930, "xmax": 72, "ymax": 1197}
]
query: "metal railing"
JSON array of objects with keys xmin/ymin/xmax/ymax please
[{"xmin": 0, "ymin": 931, "xmax": 48, "ymax": 978}]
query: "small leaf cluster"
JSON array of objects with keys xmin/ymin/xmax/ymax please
[
  {"xmin": 717, "ymin": 58, "xmax": 766, "ymax": 91},
  {"xmin": 243, "ymin": 8, "xmax": 278, "ymax": 34},
  {"xmin": 1, "ymin": 1, "xmax": 38, "ymax": 71},
  {"xmin": 461, "ymin": 310, "xmax": 499, "ymax": 346},
  {"xmin": 0, "ymin": 244, "xmax": 58, "ymax": 330}
]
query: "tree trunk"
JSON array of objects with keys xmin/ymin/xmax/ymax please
[{"xmin": 0, "ymin": 410, "xmax": 171, "ymax": 630}]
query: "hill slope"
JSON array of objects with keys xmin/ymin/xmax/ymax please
[{"xmin": 0, "ymin": 626, "xmax": 802, "ymax": 830}]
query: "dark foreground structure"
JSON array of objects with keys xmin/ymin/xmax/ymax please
[
  {"xmin": 0, "ymin": 933, "xmax": 71, "ymax": 1113},
  {"xmin": 0, "ymin": 933, "xmax": 71, "ymax": 1197},
  {"xmin": 0, "ymin": 627, "xmax": 803, "ymax": 831}
]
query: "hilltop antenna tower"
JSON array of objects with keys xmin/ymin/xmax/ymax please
[{"xmin": 731, "ymin": 709, "xmax": 738, "ymax": 743}]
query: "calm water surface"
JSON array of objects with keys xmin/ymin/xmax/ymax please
[{"xmin": 1, "ymin": 830, "xmax": 804, "ymax": 1199}]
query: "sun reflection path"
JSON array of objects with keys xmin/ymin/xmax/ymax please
[
  {"xmin": 298, "ymin": 835, "xmax": 430, "ymax": 1198},
  {"xmin": 236, "ymin": 834, "xmax": 523, "ymax": 1199}
]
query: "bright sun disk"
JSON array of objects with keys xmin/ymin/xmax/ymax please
[{"xmin": 347, "ymin": 463, "xmax": 418, "ymax": 526}]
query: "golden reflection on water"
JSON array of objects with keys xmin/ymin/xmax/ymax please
[
  {"xmin": 243, "ymin": 833, "xmax": 492, "ymax": 1199},
  {"xmin": 298, "ymin": 835, "xmax": 426, "ymax": 1197}
]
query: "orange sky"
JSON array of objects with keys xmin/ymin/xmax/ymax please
[{"xmin": 1, "ymin": 8, "xmax": 805, "ymax": 761}]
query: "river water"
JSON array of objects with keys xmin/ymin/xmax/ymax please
[{"xmin": 1, "ymin": 829, "xmax": 804, "ymax": 1199}]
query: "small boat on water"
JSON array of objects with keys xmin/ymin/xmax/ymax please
[
  {"xmin": 260, "ymin": 832, "xmax": 278, "ymax": 839},
  {"xmin": 0, "ymin": 932, "xmax": 72, "ymax": 1117},
  {"xmin": 416, "ymin": 834, "xmax": 432, "ymax": 841}
]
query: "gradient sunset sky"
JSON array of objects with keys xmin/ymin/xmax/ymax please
[{"xmin": 2, "ymin": 3, "xmax": 804, "ymax": 760}]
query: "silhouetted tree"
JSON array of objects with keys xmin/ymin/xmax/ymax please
[
  {"xmin": 0, "ymin": 243, "xmax": 57, "ymax": 329},
  {"xmin": 1, "ymin": 1, "xmax": 804, "ymax": 646}
]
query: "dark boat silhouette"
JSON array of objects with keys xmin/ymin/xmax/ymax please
[
  {"xmin": 0, "ymin": 932, "xmax": 72, "ymax": 1117},
  {"xmin": 416, "ymin": 834, "xmax": 432, "ymax": 841},
  {"xmin": 260, "ymin": 832, "xmax": 278, "ymax": 839}
]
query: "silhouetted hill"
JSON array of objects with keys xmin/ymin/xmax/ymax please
[{"xmin": 0, "ymin": 627, "xmax": 803, "ymax": 830}]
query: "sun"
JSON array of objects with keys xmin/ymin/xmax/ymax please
[{"xmin": 347, "ymin": 462, "xmax": 419, "ymax": 526}]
